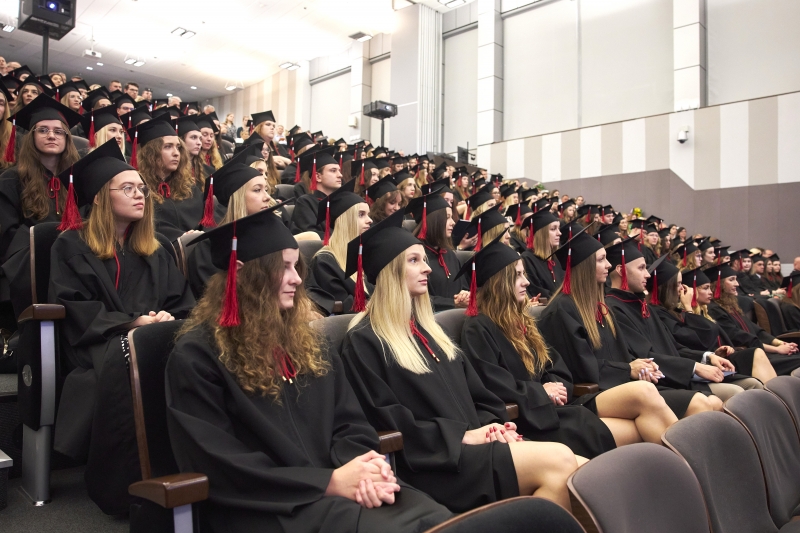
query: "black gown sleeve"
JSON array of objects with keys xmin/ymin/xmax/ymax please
[
  {"xmin": 308, "ymin": 252, "xmax": 358, "ymax": 312},
  {"xmin": 781, "ymin": 302, "xmax": 800, "ymax": 332},
  {"xmin": 187, "ymin": 239, "xmax": 219, "ymax": 299},
  {"xmin": 708, "ymin": 304, "xmax": 765, "ymax": 349},
  {"xmin": 0, "ymin": 173, "xmax": 23, "ymax": 260},
  {"xmin": 291, "ymin": 194, "xmax": 323, "ymax": 237}
]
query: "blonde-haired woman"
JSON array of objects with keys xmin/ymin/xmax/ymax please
[
  {"xmin": 341, "ymin": 213, "xmax": 581, "ymax": 513},
  {"xmin": 80, "ymin": 105, "xmax": 125, "ymax": 157},
  {"xmin": 48, "ymin": 140, "xmax": 194, "ymax": 514},
  {"xmin": 466, "ymin": 187, "xmax": 496, "ymax": 221},
  {"xmin": 57, "ymin": 81, "xmax": 83, "ymax": 114},
  {"xmin": 308, "ymin": 183, "xmax": 372, "ymax": 313},
  {"xmin": 395, "ymin": 172, "xmax": 417, "ymax": 206}
]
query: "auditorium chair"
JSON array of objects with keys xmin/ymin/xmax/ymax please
[
  {"xmin": 662, "ymin": 412, "xmax": 790, "ymax": 533},
  {"xmin": 274, "ymin": 184, "xmax": 295, "ymax": 200},
  {"xmin": 126, "ymin": 321, "xmax": 209, "ymax": 533},
  {"xmin": 402, "ymin": 219, "xmax": 416, "ymax": 232},
  {"xmin": 765, "ymin": 377, "xmax": 800, "ymax": 441},
  {"xmin": 298, "ymin": 239, "xmax": 323, "ymax": 267},
  {"xmin": 754, "ymin": 299, "xmax": 800, "ymax": 341},
  {"xmin": 173, "ymin": 232, "xmax": 203, "ymax": 278},
  {"xmin": 424, "ymin": 496, "xmax": 585, "ymax": 533},
  {"xmin": 283, "ymin": 203, "xmax": 294, "ymax": 219},
  {"xmin": 793, "ymin": 367, "xmax": 800, "ymax": 379},
  {"xmin": 724, "ymin": 390, "xmax": 800, "ymax": 528},
  {"xmin": 568, "ymin": 443, "xmax": 710, "ymax": 533},
  {"xmin": 15, "ymin": 223, "xmax": 63, "ymax": 505},
  {"xmin": 309, "ymin": 315, "xmax": 403, "ymax": 462}
]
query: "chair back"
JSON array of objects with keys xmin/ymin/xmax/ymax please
[
  {"xmin": 526, "ymin": 305, "xmax": 545, "ymax": 319},
  {"xmin": 275, "ymin": 184, "xmax": 295, "ymax": 200},
  {"xmin": 299, "ymin": 240, "xmax": 323, "ymax": 266},
  {"xmin": 173, "ymin": 232, "xmax": 203, "ymax": 278},
  {"xmin": 764, "ymin": 298, "xmax": 788, "ymax": 336},
  {"xmin": 435, "ymin": 309, "xmax": 467, "ymax": 346},
  {"xmin": 568, "ymin": 443, "xmax": 710, "ymax": 533},
  {"xmin": 724, "ymin": 389, "xmax": 800, "ymax": 528},
  {"xmin": 283, "ymin": 204, "xmax": 295, "ymax": 219},
  {"xmin": 454, "ymin": 250, "xmax": 474, "ymax": 266},
  {"xmin": 425, "ymin": 496, "xmax": 584, "ymax": 533},
  {"xmin": 128, "ymin": 321, "xmax": 184, "ymax": 480},
  {"xmin": 662, "ymin": 412, "xmax": 777, "ymax": 533},
  {"xmin": 402, "ymin": 219, "xmax": 417, "ymax": 232},
  {"xmin": 765, "ymin": 376, "xmax": 800, "ymax": 440},
  {"xmin": 310, "ymin": 314, "xmax": 356, "ymax": 353}
]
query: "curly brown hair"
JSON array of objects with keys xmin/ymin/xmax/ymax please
[
  {"xmin": 178, "ymin": 251, "xmax": 329, "ymax": 400},
  {"xmin": 136, "ymin": 137, "xmax": 195, "ymax": 203},
  {"xmin": 713, "ymin": 279, "xmax": 743, "ymax": 316}
]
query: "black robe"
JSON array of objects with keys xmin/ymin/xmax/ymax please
[
  {"xmin": 281, "ymin": 162, "xmax": 298, "ymax": 184},
  {"xmin": 291, "ymin": 191, "xmax": 325, "ymax": 237},
  {"xmin": 708, "ymin": 301, "xmax": 800, "ymax": 376},
  {"xmin": 780, "ymin": 301, "xmax": 800, "ymax": 332},
  {"xmin": 0, "ymin": 168, "xmax": 61, "ymax": 260},
  {"xmin": 48, "ymin": 230, "xmax": 195, "ymax": 514},
  {"xmin": 642, "ymin": 246, "xmax": 658, "ymax": 266},
  {"xmin": 509, "ymin": 235, "xmax": 526, "ymax": 255},
  {"xmin": 422, "ymin": 243, "xmax": 468, "ymax": 312},
  {"xmin": 461, "ymin": 314, "xmax": 615, "ymax": 458},
  {"xmin": 341, "ymin": 318, "xmax": 519, "ymax": 512},
  {"xmin": 737, "ymin": 272, "xmax": 763, "ymax": 297},
  {"xmin": 153, "ymin": 184, "xmax": 205, "ymax": 241},
  {"xmin": 294, "ymin": 182, "xmax": 310, "ymax": 199},
  {"xmin": 166, "ymin": 326, "xmax": 452, "ymax": 533},
  {"xmin": 538, "ymin": 294, "xmax": 697, "ymax": 418},
  {"xmin": 308, "ymin": 251, "xmax": 373, "ymax": 314},
  {"xmin": 520, "ymin": 251, "xmax": 563, "ymax": 299}
]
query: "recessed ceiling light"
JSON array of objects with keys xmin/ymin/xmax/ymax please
[
  {"xmin": 286, "ymin": 64, "xmax": 300, "ymax": 71},
  {"xmin": 349, "ymin": 32, "xmax": 372, "ymax": 42},
  {"xmin": 446, "ymin": 0, "xmax": 466, "ymax": 6},
  {"xmin": 190, "ymin": 86, "xmax": 197, "ymax": 90},
  {"xmin": 86, "ymin": 66, "xmax": 93, "ymax": 70},
  {"xmin": 166, "ymin": 93, "xmax": 173, "ymax": 97},
  {"xmin": 133, "ymin": 60, "xmax": 145, "ymax": 67},
  {"xmin": 279, "ymin": 62, "xmax": 293, "ymax": 69},
  {"xmin": 124, "ymin": 58, "xmax": 136, "ymax": 65},
  {"xmin": 96, "ymin": 62, "xmax": 103, "ymax": 66},
  {"xmin": 2, "ymin": 24, "xmax": 14, "ymax": 33},
  {"xmin": 180, "ymin": 30, "xmax": 195, "ymax": 39},
  {"xmin": 225, "ymin": 85, "xmax": 237, "ymax": 91},
  {"xmin": 171, "ymin": 27, "xmax": 185, "ymax": 35}
]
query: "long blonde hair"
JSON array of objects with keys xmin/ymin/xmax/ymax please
[
  {"xmin": 348, "ymin": 252, "xmax": 459, "ymax": 374},
  {"xmin": 0, "ymin": 92, "xmax": 11, "ymax": 170},
  {"xmin": 80, "ymin": 180, "xmax": 159, "ymax": 259},
  {"xmin": 136, "ymin": 137, "xmax": 195, "ymax": 203},
  {"xmin": 478, "ymin": 262, "xmax": 550, "ymax": 377},
  {"xmin": 470, "ymin": 201, "xmax": 493, "ymax": 221},
  {"xmin": 315, "ymin": 203, "xmax": 362, "ymax": 273},
  {"xmin": 92, "ymin": 125, "xmax": 126, "ymax": 154},
  {"xmin": 221, "ymin": 175, "xmax": 280, "ymax": 225}
]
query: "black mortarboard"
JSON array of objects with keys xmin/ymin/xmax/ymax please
[
  {"xmin": 81, "ymin": 105, "xmax": 123, "ymax": 147},
  {"xmin": 781, "ymin": 272, "xmax": 800, "ymax": 296},
  {"xmin": 159, "ymin": 106, "xmax": 182, "ymax": 119},
  {"xmin": 391, "ymin": 170, "xmax": 413, "ymax": 186},
  {"xmin": 174, "ymin": 115, "xmax": 200, "ymax": 138},
  {"xmin": 317, "ymin": 179, "xmax": 362, "ymax": 243},
  {"xmin": 750, "ymin": 254, "xmax": 765, "ymax": 264},
  {"xmin": 119, "ymin": 107, "xmax": 152, "ymax": 132},
  {"xmin": 533, "ymin": 198, "xmax": 551, "ymax": 212},
  {"xmin": 18, "ymin": 77, "xmax": 52, "ymax": 98},
  {"xmin": 729, "ymin": 249, "xmax": 751, "ymax": 262},
  {"xmin": 467, "ymin": 187, "xmax": 494, "ymax": 211},
  {"xmin": 465, "ymin": 208, "xmax": 507, "ymax": 252},
  {"xmin": 658, "ymin": 227, "xmax": 671, "ymax": 239},
  {"xmin": 499, "ymin": 183, "xmax": 517, "ymax": 197},
  {"xmin": 8, "ymin": 93, "xmax": 82, "ymax": 131},
  {"xmin": 420, "ymin": 178, "xmax": 449, "ymax": 196},
  {"xmin": 299, "ymin": 145, "xmax": 338, "ymax": 192},
  {"xmin": 366, "ymin": 174, "xmax": 398, "ymax": 201},
  {"xmin": 372, "ymin": 146, "xmax": 387, "ymax": 157},
  {"xmin": 73, "ymin": 79, "xmax": 90, "ymax": 93},
  {"xmin": 373, "ymin": 157, "xmax": 390, "ymax": 170},
  {"xmin": 646, "ymin": 215, "xmax": 663, "ymax": 225},
  {"xmin": 131, "ymin": 114, "xmax": 177, "ymax": 148},
  {"xmin": 704, "ymin": 264, "xmax": 740, "ymax": 298},
  {"xmin": 455, "ymin": 230, "xmax": 519, "ymax": 315},
  {"xmin": 54, "ymin": 81, "xmax": 81, "ymax": 100},
  {"xmin": 530, "ymin": 207, "xmax": 559, "ymax": 234},
  {"xmin": 289, "ymin": 132, "xmax": 315, "ymax": 154},
  {"xmin": 82, "ymin": 88, "xmax": 111, "ymax": 111},
  {"xmin": 714, "ymin": 245, "xmax": 730, "ymax": 259},
  {"xmin": 768, "ymin": 254, "xmax": 780, "ymax": 262},
  {"xmin": 697, "ymin": 237, "xmax": 714, "ymax": 251},
  {"xmin": 505, "ymin": 203, "xmax": 532, "ymax": 227},
  {"xmin": 553, "ymin": 223, "xmax": 599, "ymax": 265},
  {"xmin": 57, "ymin": 139, "xmax": 131, "ymax": 210},
  {"xmin": 683, "ymin": 265, "xmax": 711, "ymax": 287},
  {"xmin": 203, "ymin": 162, "xmax": 262, "ymax": 208},
  {"xmin": 597, "ymin": 224, "xmax": 622, "ymax": 246},
  {"xmin": 37, "ymin": 75, "xmax": 54, "ymax": 90},
  {"xmin": 333, "ymin": 151, "xmax": 353, "ymax": 168},
  {"xmin": 646, "ymin": 254, "xmax": 680, "ymax": 305},
  {"xmin": 334, "ymin": 138, "xmax": 347, "ymax": 146},
  {"xmin": 251, "ymin": 110, "xmax": 276, "ymax": 125},
  {"xmin": 113, "ymin": 94, "xmax": 137, "ymax": 111},
  {"xmin": 605, "ymin": 237, "xmax": 645, "ymax": 291},
  {"xmin": 10, "ymin": 65, "xmax": 35, "ymax": 80},
  {"xmin": 181, "ymin": 101, "xmax": 199, "ymax": 114},
  {"xmin": 1, "ymin": 74, "xmax": 21, "ymax": 94},
  {"xmin": 405, "ymin": 187, "xmax": 449, "ymax": 229},
  {"xmin": 194, "ymin": 114, "xmax": 218, "ymax": 133},
  {"xmin": 288, "ymin": 125, "xmax": 302, "ymax": 134}
]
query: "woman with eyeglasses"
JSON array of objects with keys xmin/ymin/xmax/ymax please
[{"xmin": 48, "ymin": 140, "xmax": 195, "ymax": 515}]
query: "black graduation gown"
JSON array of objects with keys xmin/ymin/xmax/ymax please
[
  {"xmin": 308, "ymin": 251, "xmax": 373, "ymax": 314},
  {"xmin": 461, "ymin": 314, "xmax": 615, "ymax": 458},
  {"xmin": 341, "ymin": 319, "xmax": 519, "ymax": 512},
  {"xmin": 48, "ymin": 230, "xmax": 195, "ymax": 514},
  {"xmin": 293, "ymin": 182, "xmax": 310, "ymax": 199},
  {"xmin": 291, "ymin": 191, "xmax": 325, "ymax": 237},
  {"xmin": 0, "ymin": 168, "xmax": 61, "ymax": 260},
  {"xmin": 780, "ymin": 301, "xmax": 800, "ymax": 332},
  {"xmin": 280, "ymin": 162, "xmax": 297, "ymax": 184},
  {"xmin": 520, "ymin": 251, "xmax": 564, "ymax": 299},
  {"xmin": 538, "ymin": 295, "xmax": 697, "ymax": 418},
  {"xmin": 422, "ymin": 243, "xmax": 467, "ymax": 312},
  {"xmin": 166, "ymin": 327, "xmax": 452, "ymax": 533},
  {"xmin": 708, "ymin": 302, "xmax": 800, "ymax": 375},
  {"xmin": 509, "ymin": 235, "xmax": 526, "ymax": 255},
  {"xmin": 642, "ymin": 246, "xmax": 658, "ymax": 266},
  {"xmin": 153, "ymin": 184, "xmax": 205, "ymax": 241},
  {"xmin": 651, "ymin": 306, "xmax": 756, "ymax": 377},
  {"xmin": 737, "ymin": 272, "xmax": 762, "ymax": 296}
]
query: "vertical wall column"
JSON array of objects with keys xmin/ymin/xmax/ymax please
[
  {"xmin": 390, "ymin": 4, "xmax": 442, "ymax": 154},
  {"xmin": 349, "ymin": 42, "xmax": 372, "ymax": 142},
  {"xmin": 673, "ymin": 0, "xmax": 707, "ymax": 111},
  {"xmin": 477, "ymin": 0, "xmax": 503, "ymax": 148}
]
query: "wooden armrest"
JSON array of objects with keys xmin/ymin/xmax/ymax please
[
  {"xmin": 377, "ymin": 430, "xmax": 403, "ymax": 454},
  {"xmin": 332, "ymin": 301, "xmax": 344, "ymax": 314},
  {"xmin": 505, "ymin": 403, "xmax": 519, "ymax": 420},
  {"xmin": 129, "ymin": 473, "xmax": 209, "ymax": 509},
  {"xmin": 17, "ymin": 304, "xmax": 65, "ymax": 323},
  {"xmin": 574, "ymin": 383, "xmax": 599, "ymax": 396},
  {"xmin": 777, "ymin": 333, "xmax": 800, "ymax": 342}
]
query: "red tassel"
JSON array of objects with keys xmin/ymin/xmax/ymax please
[
  {"xmin": 638, "ymin": 229, "xmax": 643, "ymax": 251},
  {"xmin": 295, "ymin": 162, "xmax": 301, "ymax": 183},
  {"xmin": 57, "ymin": 170, "xmax": 82, "ymax": 231},
  {"xmin": 526, "ymin": 220, "xmax": 534, "ymax": 250},
  {"xmin": 219, "ymin": 236, "xmax": 240, "ymax": 327},
  {"xmin": 338, "ymin": 156, "xmax": 343, "ymax": 171},
  {"xmin": 88, "ymin": 115, "xmax": 96, "ymax": 147},
  {"xmin": 691, "ymin": 277, "xmax": 698, "ymax": 308},
  {"xmin": 4, "ymin": 119, "xmax": 15, "ymax": 163},
  {"xmin": 323, "ymin": 200, "xmax": 331, "ymax": 246},
  {"xmin": 789, "ymin": 278, "xmax": 793, "ymax": 298},
  {"xmin": 650, "ymin": 270, "xmax": 659, "ymax": 305},
  {"xmin": 515, "ymin": 206, "xmax": 521, "ymax": 226},
  {"xmin": 620, "ymin": 249, "xmax": 629, "ymax": 291},
  {"xmin": 418, "ymin": 201, "xmax": 428, "ymax": 240},
  {"xmin": 131, "ymin": 133, "xmax": 138, "ymax": 170},
  {"xmin": 562, "ymin": 249, "xmax": 572, "ymax": 295},
  {"xmin": 466, "ymin": 262, "xmax": 478, "ymax": 317},
  {"xmin": 474, "ymin": 219, "xmax": 482, "ymax": 251},
  {"xmin": 585, "ymin": 211, "xmax": 591, "ymax": 224},
  {"xmin": 200, "ymin": 177, "xmax": 216, "ymax": 227},
  {"xmin": 682, "ymin": 248, "xmax": 687, "ymax": 267},
  {"xmin": 310, "ymin": 157, "xmax": 317, "ymax": 191},
  {"xmin": 714, "ymin": 272, "xmax": 722, "ymax": 299},
  {"xmin": 359, "ymin": 163, "xmax": 365, "ymax": 186},
  {"xmin": 353, "ymin": 241, "xmax": 367, "ymax": 312}
]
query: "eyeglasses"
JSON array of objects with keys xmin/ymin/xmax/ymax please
[
  {"xmin": 110, "ymin": 185, "xmax": 149, "ymax": 198},
  {"xmin": 33, "ymin": 127, "xmax": 67, "ymax": 138}
]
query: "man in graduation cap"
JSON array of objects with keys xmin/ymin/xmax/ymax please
[
  {"xmin": 113, "ymin": 92, "xmax": 136, "ymax": 118},
  {"xmin": 290, "ymin": 146, "xmax": 341, "ymax": 237}
]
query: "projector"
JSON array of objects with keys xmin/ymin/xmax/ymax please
[
  {"xmin": 363, "ymin": 100, "xmax": 398, "ymax": 120},
  {"xmin": 83, "ymin": 49, "xmax": 101, "ymax": 58}
]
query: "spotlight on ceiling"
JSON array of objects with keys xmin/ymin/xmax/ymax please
[
  {"xmin": 3, "ymin": 24, "xmax": 15, "ymax": 32},
  {"xmin": 190, "ymin": 86, "xmax": 197, "ymax": 90},
  {"xmin": 124, "ymin": 58, "xmax": 137, "ymax": 65},
  {"xmin": 349, "ymin": 32, "xmax": 373, "ymax": 42},
  {"xmin": 133, "ymin": 60, "xmax": 145, "ymax": 67}
]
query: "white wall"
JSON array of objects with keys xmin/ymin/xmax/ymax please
[
  {"xmin": 707, "ymin": 0, "xmax": 800, "ymax": 106},
  {"xmin": 310, "ymin": 71, "xmax": 351, "ymax": 141},
  {"xmin": 443, "ymin": 28, "xmax": 478, "ymax": 155},
  {"xmin": 369, "ymin": 57, "xmax": 392, "ymax": 147}
]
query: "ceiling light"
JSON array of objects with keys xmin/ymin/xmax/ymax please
[
  {"xmin": 96, "ymin": 62, "xmax": 103, "ymax": 66},
  {"xmin": 180, "ymin": 30, "xmax": 195, "ymax": 39},
  {"xmin": 446, "ymin": 0, "xmax": 466, "ymax": 6},
  {"xmin": 225, "ymin": 85, "xmax": 237, "ymax": 91},
  {"xmin": 166, "ymin": 93, "xmax": 173, "ymax": 97},
  {"xmin": 279, "ymin": 62, "xmax": 293, "ymax": 69},
  {"xmin": 3, "ymin": 24, "xmax": 15, "ymax": 32},
  {"xmin": 86, "ymin": 66, "xmax": 93, "ymax": 70},
  {"xmin": 124, "ymin": 58, "xmax": 136, "ymax": 65},
  {"xmin": 190, "ymin": 86, "xmax": 197, "ymax": 90},
  {"xmin": 286, "ymin": 64, "xmax": 300, "ymax": 71},
  {"xmin": 133, "ymin": 60, "xmax": 145, "ymax": 67},
  {"xmin": 171, "ymin": 27, "xmax": 185, "ymax": 35},
  {"xmin": 349, "ymin": 32, "xmax": 372, "ymax": 42}
]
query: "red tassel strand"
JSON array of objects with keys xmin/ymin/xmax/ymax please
[
  {"xmin": 48, "ymin": 176, "xmax": 61, "ymax": 214},
  {"xmin": 295, "ymin": 162, "xmax": 301, "ymax": 183},
  {"xmin": 88, "ymin": 115, "xmax": 96, "ymax": 147},
  {"xmin": 219, "ymin": 236, "xmax": 240, "ymax": 327},
  {"xmin": 691, "ymin": 277, "xmax": 698, "ymax": 308},
  {"xmin": 526, "ymin": 221, "xmax": 534, "ymax": 250},
  {"xmin": 58, "ymin": 170, "xmax": 82, "ymax": 230},
  {"xmin": 466, "ymin": 262, "xmax": 478, "ymax": 317},
  {"xmin": 620, "ymin": 249, "xmax": 629, "ymax": 291},
  {"xmin": 131, "ymin": 133, "xmax": 138, "ymax": 170},
  {"xmin": 474, "ymin": 219, "xmax": 482, "ymax": 252},
  {"xmin": 359, "ymin": 163, "xmax": 365, "ymax": 186},
  {"xmin": 200, "ymin": 177, "xmax": 216, "ymax": 227},
  {"xmin": 649, "ymin": 270, "xmax": 659, "ymax": 305},
  {"xmin": 714, "ymin": 272, "xmax": 722, "ymax": 299},
  {"xmin": 418, "ymin": 201, "xmax": 428, "ymax": 240},
  {"xmin": 4, "ymin": 119, "xmax": 16, "ymax": 163},
  {"xmin": 353, "ymin": 242, "xmax": 367, "ymax": 312},
  {"xmin": 323, "ymin": 200, "xmax": 331, "ymax": 246},
  {"xmin": 310, "ymin": 157, "xmax": 317, "ymax": 191},
  {"xmin": 562, "ymin": 249, "xmax": 572, "ymax": 295},
  {"xmin": 158, "ymin": 181, "xmax": 171, "ymax": 198}
]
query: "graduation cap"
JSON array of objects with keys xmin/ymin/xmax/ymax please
[
  {"xmin": 298, "ymin": 145, "xmax": 337, "ymax": 190},
  {"xmin": 768, "ymin": 253, "xmax": 780, "ymax": 262},
  {"xmin": 465, "ymin": 208, "xmax": 507, "ymax": 252},
  {"xmin": 199, "ymin": 159, "xmax": 264, "ymax": 226},
  {"xmin": 194, "ymin": 114, "xmax": 218, "ymax": 134},
  {"xmin": 373, "ymin": 157, "xmax": 390, "ymax": 170},
  {"xmin": 205, "ymin": 110, "xmax": 220, "ymax": 122},
  {"xmin": 781, "ymin": 272, "xmax": 799, "ymax": 298},
  {"xmin": 316, "ymin": 179, "xmax": 362, "ymax": 245},
  {"xmin": 4, "ymin": 95, "xmax": 82, "ymax": 164},
  {"xmin": 505, "ymin": 202, "xmax": 532, "ymax": 227},
  {"xmin": 172, "ymin": 115, "xmax": 200, "ymax": 138},
  {"xmin": 251, "ymin": 110, "xmax": 276, "ymax": 125},
  {"xmin": 82, "ymin": 88, "xmax": 111, "ymax": 112},
  {"xmin": 658, "ymin": 227, "xmax": 672, "ymax": 239},
  {"xmin": 17, "ymin": 76, "xmax": 53, "ymax": 98},
  {"xmin": 405, "ymin": 186, "xmax": 448, "ymax": 239},
  {"xmin": 54, "ymin": 81, "xmax": 81, "ymax": 101},
  {"xmin": 288, "ymin": 132, "xmax": 315, "ymax": 159},
  {"xmin": 553, "ymin": 223, "xmax": 601, "ymax": 295},
  {"xmin": 704, "ymin": 264, "xmax": 740, "ymax": 299},
  {"xmin": 345, "ymin": 210, "xmax": 422, "ymax": 311},
  {"xmin": 113, "ymin": 94, "xmax": 137, "ymax": 112},
  {"xmin": 366, "ymin": 174, "xmax": 398, "ymax": 202},
  {"xmin": 10, "ymin": 65, "xmax": 35, "ymax": 81},
  {"xmin": 56, "ymin": 139, "xmax": 131, "ymax": 230},
  {"xmin": 72, "ymin": 79, "xmax": 90, "ymax": 93},
  {"xmin": 673, "ymin": 264, "xmax": 709, "ymax": 307},
  {"xmin": 714, "ymin": 245, "xmax": 731, "ymax": 264},
  {"xmin": 577, "ymin": 204, "xmax": 600, "ymax": 224},
  {"xmin": 596, "ymin": 223, "xmax": 622, "ymax": 246},
  {"xmin": 81, "ymin": 105, "xmax": 123, "ymax": 147},
  {"xmin": 36, "ymin": 74, "xmax": 54, "ymax": 89},
  {"xmin": 311, "ymin": 130, "xmax": 325, "ymax": 141},
  {"xmin": 729, "ymin": 248, "xmax": 751, "ymax": 264},
  {"xmin": 646, "ymin": 215, "xmax": 663, "ymax": 226},
  {"xmin": 1, "ymin": 74, "xmax": 21, "ymax": 95},
  {"xmin": 128, "ymin": 114, "xmax": 177, "ymax": 170},
  {"xmin": 181, "ymin": 101, "xmax": 199, "ymax": 115},
  {"xmin": 119, "ymin": 106, "xmax": 152, "ymax": 132},
  {"xmin": 697, "ymin": 237, "xmax": 714, "ymax": 251},
  {"xmin": 420, "ymin": 178, "xmax": 449, "ymax": 196},
  {"xmin": 605, "ymin": 238, "xmax": 644, "ymax": 292},
  {"xmin": 391, "ymin": 170, "xmax": 412, "ymax": 186},
  {"xmin": 158, "ymin": 106, "xmax": 182, "ymax": 120},
  {"xmin": 372, "ymin": 146, "xmax": 388, "ymax": 157},
  {"xmin": 646, "ymin": 254, "xmax": 679, "ymax": 306},
  {"xmin": 532, "ymin": 198, "xmax": 551, "ymax": 213},
  {"xmin": 558, "ymin": 199, "xmax": 575, "ymax": 216},
  {"xmin": 288, "ymin": 125, "xmax": 302, "ymax": 135},
  {"xmin": 498, "ymin": 183, "xmax": 517, "ymax": 198},
  {"xmin": 332, "ymin": 151, "xmax": 352, "ymax": 171},
  {"xmin": 334, "ymin": 138, "xmax": 347, "ymax": 146},
  {"xmin": 454, "ymin": 230, "xmax": 519, "ymax": 316},
  {"xmin": 521, "ymin": 207, "xmax": 557, "ymax": 249},
  {"xmin": 192, "ymin": 201, "xmax": 298, "ymax": 326},
  {"xmin": 352, "ymin": 157, "xmax": 377, "ymax": 187},
  {"xmin": 750, "ymin": 253, "xmax": 765, "ymax": 265}
]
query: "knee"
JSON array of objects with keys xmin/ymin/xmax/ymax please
[
  {"xmin": 548, "ymin": 443, "xmax": 579, "ymax": 479},
  {"xmin": 707, "ymin": 395, "xmax": 724, "ymax": 411},
  {"xmin": 754, "ymin": 348, "xmax": 768, "ymax": 363},
  {"xmin": 627, "ymin": 380, "xmax": 660, "ymax": 407},
  {"xmin": 738, "ymin": 377, "xmax": 764, "ymax": 390}
]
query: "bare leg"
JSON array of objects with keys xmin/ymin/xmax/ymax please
[
  {"xmin": 751, "ymin": 348, "xmax": 777, "ymax": 383},
  {"xmin": 600, "ymin": 418, "xmax": 643, "ymax": 446},
  {"xmin": 594, "ymin": 381, "xmax": 678, "ymax": 443},
  {"xmin": 507, "ymin": 440, "xmax": 577, "ymax": 512},
  {"xmin": 683, "ymin": 393, "xmax": 723, "ymax": 416}
]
